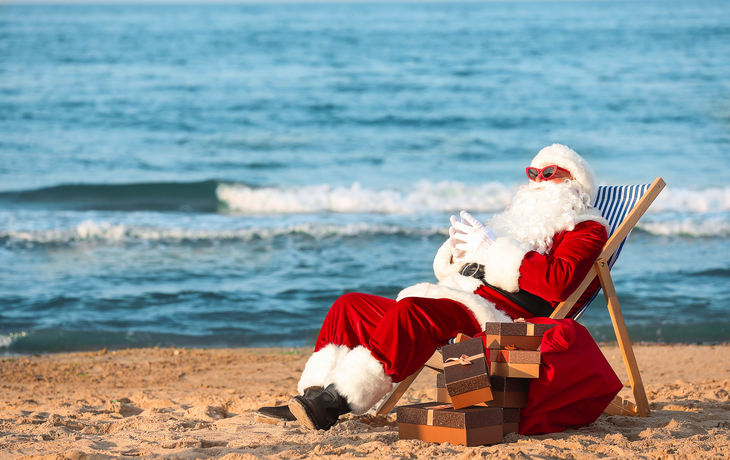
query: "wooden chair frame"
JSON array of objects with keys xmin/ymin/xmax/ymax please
[{"xmin": 375, "ymin": 178, "xmax": 665, "ymax": 417}]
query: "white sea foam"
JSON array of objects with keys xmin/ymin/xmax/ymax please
[
  {"xmin": 217, "ymin": 181, "xmax": 730, "ymax": 217},
  {"xmin": 637, "ymin": 217, "xmax": 730, "ymax": 238},
  {"xmin": 0, "ymin": 221, "xmax": 445, "ymax": 246},
  {"xmin": 3, "ymin": 214, "xmax": 729, "ymax": 246},
  {"xmin": 648, "ymin": 186, "xmax": 730, "ymax": 214},
  {"xmin": 216, "ymin": 181, "xmax": 516, "ymax": 214},
  {"xmin": 0, "ymin": 332, "xmax": 26, "ymax": 349},
  {"xmin": 2, "ymin": 184, "xmax": 730, "ymax": 245}
]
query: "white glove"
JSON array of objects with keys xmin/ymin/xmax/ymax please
[
  {"xmin": 452, "ymin": 211, "xmax": 496, "ymax": 263},
  {"xmin": 448, "ymin": 215, "xmax": 467, "ymax": 262}
]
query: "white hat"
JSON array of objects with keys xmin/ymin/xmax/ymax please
[{"xmin": 530, "ymin": 144, "xmax": 598, "ymax": 203}]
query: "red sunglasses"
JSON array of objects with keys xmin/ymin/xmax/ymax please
[{"xmin": 526, "ymin": 165, "xmax": 571, "ymax": 181}]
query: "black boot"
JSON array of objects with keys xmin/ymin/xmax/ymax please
[
  {"xmin": 256, "ymin": 387, "xmax": 324, "ymax": 423},
  {"xmin": 288, "ymin": 384, "xmax": 352, "ymax": 430}
]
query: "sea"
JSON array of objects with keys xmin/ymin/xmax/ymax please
[{"xmin": 1, "ymin": 1, "xmax": 730, "ymax": 354}]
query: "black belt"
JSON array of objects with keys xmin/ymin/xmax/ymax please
[{"xmin": 460, "ymin": 263, "xmax": 554, "ymax": 318}]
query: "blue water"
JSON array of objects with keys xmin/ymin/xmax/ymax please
[{"xmin": 2, "ymin": 2, "xmax": 730, "ymax": 353}]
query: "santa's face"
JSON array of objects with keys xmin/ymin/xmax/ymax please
[
  {"xmin": 540, "ymin": 169, "xmax": 572, "ymax": 183},
  {"xmin": 527, "ymin": 165, "xmax": 573, "ymax": 185}
]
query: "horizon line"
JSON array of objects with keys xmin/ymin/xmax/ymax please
[{"xmin": 0, "ymin": 0, "xmax": 667, "ymax": 5}]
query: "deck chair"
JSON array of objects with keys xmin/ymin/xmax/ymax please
[{"xmin": 374, "ymin": 177, "xmax": 666, "ymax": 418}]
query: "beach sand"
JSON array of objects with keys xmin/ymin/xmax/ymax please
[{"xmin": 2, "ymin": 343, "xmax": 730, "ymax": 460}]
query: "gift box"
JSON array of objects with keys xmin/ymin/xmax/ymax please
[
  {"xmin": 437, "ymin": 373, "xmax": 529, "ymax": 408},
  {"xmin": 489, "ymin": 349, "xmax": 541, "ymax": 379},
  {"xmin": 483, "ymin": 320, "xmax": 555, "ymax": 350},
  {"xmin": 502, "ymin": 408, "xmax": 520, "ymax": 435},
  {"xmin": 442, "ymin": 338, "xmax": 493, "ymax": 409},
  {"xmin": 397, "ymin": 403, "xmax": 503, "ymax": 446},
  {"xmin": 436, "ymin": 372, "xmax": 451, "ymax": 404},
  {"xmin": 435, "ymin": 375, "xmax": 522, "ymax": 435}
]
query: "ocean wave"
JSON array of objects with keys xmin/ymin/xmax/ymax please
[
  {"xmin": 2, "ymin": 214, "xmax": 729, "ymax": 249},
  {"xmin": 0, "ymin": 328, "xmax": 315, "ymax": 353},
  {"xmin": 0, "ymin": 180, "xmax": 221, "ymax": 212},
  {"xmin": 637, "ymin": 216, "xmax": 730, "ymax": 238},
  {"xmin": 217, "ymin": 182, "xmax": 730, "ymax": 216},
  {"xmin": 0, "ymin": 220, "xmax": 445, "ymax": 247},
  {"xmin": 4, "ymin": 180, "xmax": 730, "ymax": 217},
  {"xmin": 648, "ymin": 186, "xmax": 730, "ymax": 214},
  {"xmin": 0, "ymin": 331, "xmax": 27, "ymax": 349},
  {"xmin": 217, "ymin": 181, "xmax": 517, "ymax": 214}
]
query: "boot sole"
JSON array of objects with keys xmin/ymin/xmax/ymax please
[
  {"xmin": 256, "ymin": 406, "xmax": 297, "ymax": 422},
  {"xmin": 288, "ymin": 397, "xmax": 318, "ymax": 430}
]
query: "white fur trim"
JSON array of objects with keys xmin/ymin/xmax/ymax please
[
  {"xmin": 297, "ymin": 344, "xmax": 351, "ymax": 395},
  {"xmin": 531, "ymin": 144, "xmax": 598, "ymax": 204},
  {"xmin": 434, "ymin": 239, "xmax": 481, "ymax": 281},
  {"xmin": 324, "ymin": 346, "xmax": 394, "ymax": 415},
  {"xmin": 481, "ymin": 237, "xmax": 532, "ymax": 293},
  {"xmin": 575, "ymin": 208, "xmax": 611, "ymax": 234},
  {"xmin": 433, "ymin": 240, "xmax": 459, "ymax": 281},
  {"xmin": 397, "ymin": 274, "xmax": 512, "ymax": 330}
]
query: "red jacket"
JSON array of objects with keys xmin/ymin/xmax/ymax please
[
  {"xmin": 398, "ymin": 216, "xmax": 609, "ymax": 329},
  {"xmin": 475, "ymin": 220, "xmax": 608, "ymax": 319}
]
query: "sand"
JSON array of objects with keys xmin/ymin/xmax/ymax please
[{"xmin": 2, "ymin": 343, "xmax": 730, "ymax": 460}]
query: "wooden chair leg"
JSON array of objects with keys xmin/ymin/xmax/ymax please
[
  {"xmin": 424, "ymin": 349, "xmax": 444, "ymax": 372},
  {"xmin": 595, "ymin": 258, "xmax": 651, "ymax": 417},
  {"xmin": 375, "ymin": 366, "xmax": 424, "ymax": 416},
  {"xmin": 374, "ymin": 348, "xmax": 445, "ymax": 416}
]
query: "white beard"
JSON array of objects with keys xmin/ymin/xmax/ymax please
[{"xmin": 486, "ymin": 180, "xmax": 592, "ymax": 255}]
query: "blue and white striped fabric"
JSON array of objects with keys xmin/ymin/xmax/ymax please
[{"xmin": 572, "ymin": 183, "xmax": 652, "ymax": 320}]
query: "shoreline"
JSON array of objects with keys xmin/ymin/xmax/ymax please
[
  {"xmin": 4, "ymin": 339, "xmax": 730, "ymax": 358},
  {"xmin": 5, "ymin": 320, "xmax": 730, "ymax": 357},
  {"xmin": 2, "ymin": 344, "xmax": 730, "ymax": 459}
]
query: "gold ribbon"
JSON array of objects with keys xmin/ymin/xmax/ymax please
[
  {"xmin": 443, "ymin": 353, "xmax": 485, "ymax": 367},
  {"xmin": 527, "ymin": 323, "xmax": 535, "ymax": 336},
  {"xmin": 424, "ymin": 404, "xmax": 452, "ymax": 425},
  {"xmin": 514, "ymin": 318, "xmax": 535, "ymax": 336}
]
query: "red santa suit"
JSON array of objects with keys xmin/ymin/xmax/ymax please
[
  {"xmin": 444, "ymin": 219, "xmax": 609, "ymax": 320},
  {"xmin": 296, "ymin": 144, "xmax": 610, "ymax": 416}
]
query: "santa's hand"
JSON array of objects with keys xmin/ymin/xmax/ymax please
[
  {"xmin": 448, "ymin": 215, "xmax": 467, "ymax": 261},
  {"xmin": 453, "ymin": 211, "xmax": 496, "ymax": 262}
]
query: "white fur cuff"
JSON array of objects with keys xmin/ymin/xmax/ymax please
[
  {"xmin": 324, "ymin": 346, "xmax": 394, "ymax": 415},
  {"xmin": 433, "ymin": 240, "xmax": 462, "ymax": 281},
  {"xmin": 482, "ymin": 237, "xmax": 532, "ymax": 293},
  {"xmin": 575, "ymin": 209, "xmax": 611, "ymax": 234},
  {"xmin": 297, "ymin": 344, "xmax": 351, "ymax": 395}
]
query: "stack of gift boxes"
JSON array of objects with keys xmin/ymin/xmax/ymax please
[{"xmin": 397, "ymin": 320, "xmax": 554, "ymax": 446}]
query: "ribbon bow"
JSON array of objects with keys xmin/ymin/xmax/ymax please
[{"xmin": 444, "ymin": 353, "xmax": 484, "ymax": 367}]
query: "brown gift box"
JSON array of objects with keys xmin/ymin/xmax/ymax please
[
  {"xmin": 437, "ymin": 373, "xmax": 529, "ymax": 408},
  {"xmin": 502, "ymin": 408, "xmax": 520, "ymax": 435},
  {"xmin": 442, "ymin": 338, "xmax": 493, "ymax": 409},
  {"xmin": 489, "ymin": 349, "xmax": 541, "ymax": 379},
  {"xmin": 434, "ymin": 376, "xmax": 523, "ymax": 435},
  {"xmin": 397, "ymin": 403, "xmax": 503, "ymax": 446},
  {"xmin": 483, "ymin": 321, "xmax": 555, "ymax": 350}
]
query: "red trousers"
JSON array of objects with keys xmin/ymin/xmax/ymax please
[{"xmin": 314, "ymin": 293, "xmax": 482, "ymax": 383}]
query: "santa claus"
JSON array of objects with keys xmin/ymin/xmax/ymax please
[{"xmin": 257, "ymin": 144, "xmax": 610, "ymax": 430}]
